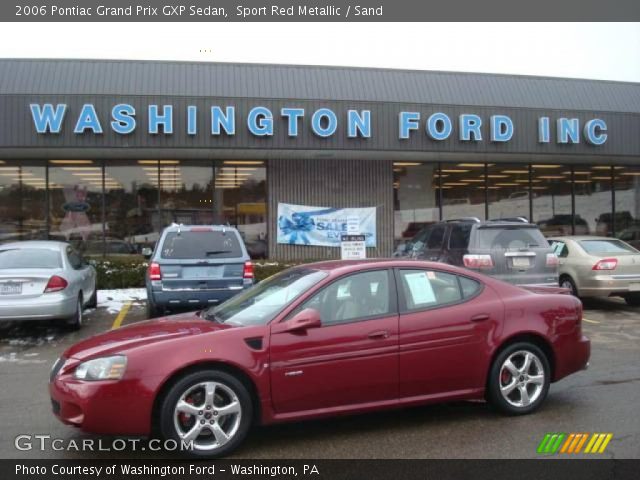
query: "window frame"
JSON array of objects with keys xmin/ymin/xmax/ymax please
[
  {"xmin": 287, "ymin": 268, "xmax": 398, "ymax": 328},
  {"xmin": 395, "ymin": 268, "xmax": 484, "ymax": 314}
]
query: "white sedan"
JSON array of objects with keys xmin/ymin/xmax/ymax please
[{"xmin": 0, "ymin": 241, "xmax": 96, "ymax": 328}]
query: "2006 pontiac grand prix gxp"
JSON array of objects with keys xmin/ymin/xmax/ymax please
[{"xmin": 50, "ymin": 260, "xmax": 590, "ymax": 457}]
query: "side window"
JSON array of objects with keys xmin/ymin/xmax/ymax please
[
  {"xmin": 426, "ymin": 225, "xmax": 446, "ymax": 249},
  {"xmin": 67, "ymin": 247, "xmax": 83, "ymax": 270},
  {"xmin": 449, "ymin": 224, "xmax": 472, "ymax": 249},
  {"xmin": 296, "ymin": 270, "xmax": 391, "ymax": 326},
  {"xmin": 550, "ymin": 241, "xmax": 569, "ymax": 258},
  {"xmin": 459, "ymin": 276, "xmax": 482, "ymax": 298},
  {"xmin": 399, "ymin": 269, "xmax": 462, "ymax": 311}
]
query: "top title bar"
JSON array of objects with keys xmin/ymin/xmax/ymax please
[{"xmin": 4, "ymin": 0, "xmax": 640, "ymax": 21}]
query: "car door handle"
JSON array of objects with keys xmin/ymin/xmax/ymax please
[
  {"xmin": 368, "ymin": 330, "xmax": 390, "ymax": 339},
  {"xmin": 470, "ymin": 313, "xmax": 490, "ymax": 322}
]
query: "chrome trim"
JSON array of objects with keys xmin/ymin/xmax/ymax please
[
  {"xmin": 504, "ymin": 251, "xmax": 536, "ymax": 257},
  {"xmin": 285, "ymin": 370, "xmax": 304, "ymax": 377},
  {"xmin": 161, "ymin": 285, "xmax": 243, "ymax": 292},
  {"xmin": 610, "ymin": 274, "xmax": 640, "ymax": 280}
]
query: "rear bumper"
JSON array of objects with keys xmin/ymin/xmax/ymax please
[
  {"xmin": 149, "ymin": 284, "xmax": 251, "ymax": 310},
  {"xmin": 578, "ymin": 274, "xmax": 640, "ymax": 297},
  {"xmin": 554, "ymin": 335, "xmax": 591, "ymax": 381},
  {"xmin": 0, "ymin": 294, "xmax": 76, "ymax": 320}
]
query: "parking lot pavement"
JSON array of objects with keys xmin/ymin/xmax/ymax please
[{"xmin": 0, "ymin": 296, "xmax": 639, "ymax": 459}]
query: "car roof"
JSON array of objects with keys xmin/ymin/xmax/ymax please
[
  {"xmin": 548, "ymin": 236, "xmax": 617, "ymax": 242},
  {"xmin": 298, "ymin": 258, "xmax": 475, "ymax": 277},
  {"xmin": 162, "ymin": 224, "xmax": 238, "ymax": 232},
  {"xmin": 0, "ymin": 240, "xmax": 68, "ymax": 250}
]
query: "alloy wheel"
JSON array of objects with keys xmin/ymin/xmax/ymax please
[
  {"xmin": 173, "ymin": 381, "xmax": 242, "ymax": 451},
  {"xmin": 498, "ymin": 350, "xmax": 545, "ymax": 408}
]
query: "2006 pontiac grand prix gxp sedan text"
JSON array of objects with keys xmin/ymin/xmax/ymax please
[{"xmin": 49, "ymin": 260, "xmax": 590, "ymax": 457}]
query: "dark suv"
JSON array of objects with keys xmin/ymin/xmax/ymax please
[
  {"xmin": 144, "ymin": 224, "xmax": 254, "ymax": 318},
  {"xmin": 395, "ymin": 218, "xmax": 559, "ymax": 286}
]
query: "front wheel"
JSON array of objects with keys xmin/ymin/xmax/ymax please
[
  {"xmin": 487, "ymin": 343, "xmax": 550, "ymax": 415},
  {"xmin": 159, "ymin": 370, "xmax": 253, "ymax": 458},
  {"xmin": 65, "ymin": 294, "xmax": 84, "ymax": 330}
]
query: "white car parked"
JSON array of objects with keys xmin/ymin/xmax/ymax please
[{"xmin": 0, "ymin": 241, "xmax": 96, "ymax": 328}]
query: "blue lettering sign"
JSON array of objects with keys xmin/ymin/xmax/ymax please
[
  {"xmin": 399, "ymin": 112, "xmax": 420, "ymax": 139},
  {"xmin": 584, "ymin": 118, "xmax": 607, "ymax": 145},
  {"xmin": 490, "ymin": 115, "xmax": 513, "ymax": 142},
  {"xmin": 211, "ymin": 106, "xmax": 235, "ymax": 135},
  {"xmin": 187, "ymin": 105, "xmax": 197, "ymax": 135},
  {"xmin": 281, "ymin": 108, "xmax": 304, "ymax": 137},
  {"xmin": 148, "ymin": 105, "xmax": 173, "ymax": 134},
  {"xmin": 311, "ymin": 108, "xmax": 337, "ymax": 137},
  {"xmin": 459, "ymin": 114, "xmax": 482, "ymax": 141},
  {"xmin": 347, "ymin": 110, "xmax": 371, "ymax": 138},
  {"xmin": 538, "ymin": 117, "xmax": 550, "ymax": 143},
  {"xmin": 74, "ymin": 104, "xmax": 103, "ymax": 134},
  {"xmin": 248, "ymin": 107, "xmax": 273, "ymax": 136},
  {"xmin": 426, "ymin": 112, "xmax": 452, "ymax": 141},
  {"xmin": 111, "ymin": 103, "xmax": 136, "ymax": 135},
  {"xmin": 30, "ymin": 103, "xmax": 67, "ymax": 134},
  {"xmin": 557, "ymin": 118, "xmax": 580, "ymax": 144}
]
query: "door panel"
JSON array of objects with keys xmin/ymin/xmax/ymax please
[
  {"xmin": 397, "ymin": 270, "xmax": 502, "ymax": 398},
  {"xmin": 270, "ymin": 315, "xmax": 399, "ymax": 413}
]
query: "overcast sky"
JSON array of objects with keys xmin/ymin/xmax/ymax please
[{"xmin": 0, "ymin": 22, "xmax": 638, "ymax": 82}]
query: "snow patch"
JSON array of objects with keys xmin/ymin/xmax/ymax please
[{"xmin": 98, "ymin": 288, "xmax": 147, "ymax": 314}]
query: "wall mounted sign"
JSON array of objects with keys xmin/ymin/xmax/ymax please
[{"xmin": 29, "ymin": 103, "xmax": 608, "ymax": 145}]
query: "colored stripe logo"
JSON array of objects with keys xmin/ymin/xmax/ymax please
[{"xmin": 537, "ymin": 433, "xmax": 613, "ymax": 454}]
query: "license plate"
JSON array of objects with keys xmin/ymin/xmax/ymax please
[
  {"xmin": 512, "ymin": 257, "xmax": 530, "ymax": 268},
  {"xmin": 184, "ymin": 266, "xmax": 223, "ymax": 279},
  {"xmin": 629, "ymin": 283, "xmax": 640, "ymax": 292},
  {"xmin": 0, "ymin": 282, "xmax": 21, "ymax": 295}
]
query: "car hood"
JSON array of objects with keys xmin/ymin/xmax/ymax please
[{"xmin": 63, "ymin": 311, "xmax": 231, "ymax": 361}]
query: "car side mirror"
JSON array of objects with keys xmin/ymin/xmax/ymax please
[
  {"xmin": 275, "ymin": 308, "xmax": 321, "ymax": 333},
  {"xmin": 141, "ymin": 247, "xmax": 153, "ymax": 259}
]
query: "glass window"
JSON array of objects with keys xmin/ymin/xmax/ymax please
[
  {"xmin": 549, "ymin": 240, "xmax": 569, "ymax": 258},
  {"xmin": 476, "ymin": 225, "xmax": 546, "ymax": 249},
  {"xmin": 487, "ymin": 163, "xmax": 530, "ymax": 220},
  {"xmin": 0, "ymin": 161, "xmax": 47, "ymax": 243},
  {"xmin": 614, "ymin": 164, "xmax": 640, "ymax": 244},
  {"xmin": 399, "ymin": 269, "xmax": 462, "ymax": 311},
  {"xmin": 459, "ymin": 276, "xmax": 481, "ymax": 298},
  {"xmin": 48, "ymin": 160, "xmax": 103, "ymax": 254},
  {"xmin": 206, "ymin": 268, "xmax": 328, "ymax": 326},
  {"xmin": 0, "ymin": 247, "xmax": 61, "ymax": 269},
  {"xmin": 449, "ymin": 223, "xmax": 472, "ymax": 249},
  {"xmin": 157, "ymin": 160, "xmax": 214, "ymax": 227},
  {"xmin": 574, "ymin": 165, "xmax": 613, "ymax": 236},
  {"xmin": 532, "ymin": 164, "xmax": 574, "ymax": 236},
  {"xmin": 160, "ymin": 230, "xmax": 242, "ymax": 259},
  {"xmin": 393, "ymin": 162, "xmax": 439, "ymax": 247},
  {"xmin": 441, "ymin": 163, "xmax": 486, "ymax": 221},
  {"xmin": 104, "ymin": 160, "xmax": 160, "ymax": 255},
  {"xmin": 299, "ymin": 270, "xmax": 391, "ymax": 326},
  {"xmin": 214, "ymin": 161, "xmax": 267, "ymax": 259},
  {"xmin": 579, "ymin": 239, "xmax": 638, "ymax": 254},
  {"xmin": 66, "ymin": 246, "xmax": 83, "ymax": 270}
]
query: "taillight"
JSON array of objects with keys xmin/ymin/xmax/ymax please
[
  {"xmin": 243, "ymin": 261, "xmax": 254, "ymax": 279},
  {"xmin": 546, "ymin": 253, "xmax": 559, "ymax": 267},
  {"xmin": 592, "ymin": 258, "xmax": 617, "ymax": 270},
  {"xmin": 44, "ymin": 275, "xmax": 68, "ymax": 293},
  {"xmin": 148, "ymin": 262, "xmax": 162, "ymax": 280},
  {"xmin": 463, "ymin": 254, "xmax": 494, "ymax": 269}
]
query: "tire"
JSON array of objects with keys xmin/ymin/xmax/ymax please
[
  {"xmin": 624, "ymin": 294, "xmax": 640, "ymax": 306},
  {"xmin": 86, "ymin": 288, "xmax": 98, "ymax": 309},
  {"xmin": 159, "ymin": 370, "xmax": 253, "ymax": 458},
  {"xmin": 487, "ymin": 342, "xmax": 550, "ymax": 415},
  {"xmin": 560, "ymin": 275, "xmax": 579, "ymax": 297},
  {"xmin": 65, "ymin": 294, "xmax": 83, "ymax": 330},
  {"xmin": 146, "ymin": 299, "xmax": 161, "ymax": 319}
]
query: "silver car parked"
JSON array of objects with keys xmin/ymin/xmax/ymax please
[
  {"xmin": 0, "ymin": 241, "xmax": 97, "ymax": 328},
  {"xmin": 548, "ymin": 236, "xmax": 640, "ymax": 305}
]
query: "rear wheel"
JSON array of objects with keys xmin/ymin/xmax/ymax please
[
  {"xmin": 560, "ymin": 275, "xmax": 578, "ymax": 297},
  {"xmin": 487, "ymin": 342, "xmax": 550, "ymax": 415},
  {"xmin": 86, "ymin": 288, "xmax": 98, "ymax": 308},
  {"xmin": 159, "ymin": 370, "xmax": 252, "ymax": 458},
  {"xmin": 146, "ymin": 299, "xmax": 161, "ymax": 319},
  {"xmin": 65, "ymin": 294, "xmax": 83, "ymax": 330},
  {"xmin": 624, "ymin": 294, "xmax": 640, "ymax": 306}
]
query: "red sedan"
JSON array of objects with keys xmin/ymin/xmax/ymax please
[{"xmin": 50, "ymin": 260, "xmax": 590, "ymax": 457}]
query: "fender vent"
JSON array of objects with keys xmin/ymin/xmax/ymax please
[{"xmin": 244, "ymin": 337, "xmax": 263, "ymax": 350}]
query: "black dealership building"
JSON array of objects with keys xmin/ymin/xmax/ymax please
[{"xmin": 0, "ymin": 58, "xmax": 639, "ymax": 260}]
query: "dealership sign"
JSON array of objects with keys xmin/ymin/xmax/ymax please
[{"xmin": 29, "ymin": 103, "xmax": 608, "ymax": 145}]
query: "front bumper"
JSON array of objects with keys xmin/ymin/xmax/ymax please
[
  {"xmin": 49, "ymin": 360, "xmax": 159, "ymax": 435},
  {"xmin": 0, "ymin": 294, "xmax": 76, "ymax": 321},
  {"xmin": 578, "ymin": 274, "xmax": 640, "ymax": 297}
]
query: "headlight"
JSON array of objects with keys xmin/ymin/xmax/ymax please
[{"xmin": 74, "ymin": 355, "xmax": 127, "ymax": 381}]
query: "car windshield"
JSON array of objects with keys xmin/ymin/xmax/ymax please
[
  {"xmin": 203, "ymin": 268, "xmax": 328, "ymax": 326},
  {"xmin": 579, "ymin": 239, "xmax": 638, "ymax": 255},
  {"xmin": 160, "ymin": 231, "xmax": 242, "ymax": 259},
  {"xmin": 0, "ymin": 248, "xmax": 62, "ymax": 269},
  {"xmin": 476, "ymin": 226, "xmax": 546, "ymax": 250}
]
